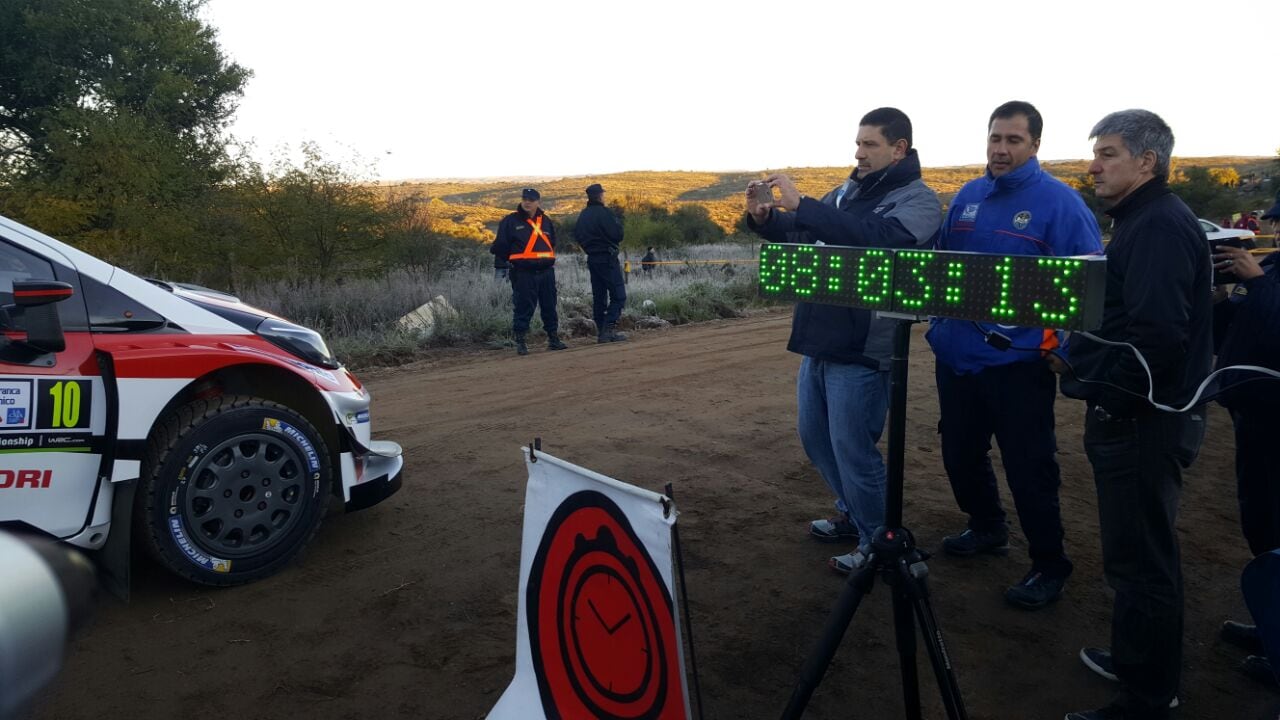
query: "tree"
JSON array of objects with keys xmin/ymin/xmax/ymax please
[{"xmin": 0, "ymin": 0, "xmax": 249, "ymax": 176}]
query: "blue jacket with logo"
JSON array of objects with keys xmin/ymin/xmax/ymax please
[{"xmin": 925, "ymin": 157, "xmax": 1103, "ymax": 373}]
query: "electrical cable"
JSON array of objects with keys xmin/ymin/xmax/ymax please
[{"xmin": 964, "ymin": 320, "xmax": 1280, "ymax": 413}]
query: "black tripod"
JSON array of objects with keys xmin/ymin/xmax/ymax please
[{"xmin": 782, "ymin": 320, "xmax": 968, "ymax": 720}]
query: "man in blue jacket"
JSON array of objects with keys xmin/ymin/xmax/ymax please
[
  {"xmin": 746, "ymin": 107, "xmax": 941, "ymax": 574},
  {"xmin": 573, "ymin": 183, "xmax": 628, "ymax": 343},
  {"xmin": 926, "ymin": 101, "xmax": 1103, "ymax": 610}
]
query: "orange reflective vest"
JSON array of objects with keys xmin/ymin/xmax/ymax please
[{"xmin": 508, "ymin": 215, "xmax": 556, "ymax": 261}]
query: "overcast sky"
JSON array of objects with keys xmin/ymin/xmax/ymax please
[{"xmin": 201, "ymin": 0, "xmax": 1279, "ymax": 181}]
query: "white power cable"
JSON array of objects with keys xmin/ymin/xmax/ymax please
[{"xmin": 1076, "ymin": 331, "xmax": 1280, "ymax": 413}]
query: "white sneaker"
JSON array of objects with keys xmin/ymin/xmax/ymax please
[{"xmin": 828, "ymin": 550, "xmax": 869, "ymax": 575}]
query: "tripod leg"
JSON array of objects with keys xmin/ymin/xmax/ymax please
[
  {"xmin": 901, "ymin": 562, "xmax": 969, "ymax": 720},
  {"xmin": 892, "ymin": 581, "xmax": 922, "ymax": 720},
  {"xmin": 780, "ymin": 562, "xmax": 877, "ymax": 720}
]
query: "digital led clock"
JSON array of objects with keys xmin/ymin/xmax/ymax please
[{"xmin": 758, "ymin": 243, "xmax": 1107, "ymax": 331}]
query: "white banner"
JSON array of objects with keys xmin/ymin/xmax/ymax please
[{"xmin": 489, "ymin": 448, "xmax": 690, "ymax": 720}]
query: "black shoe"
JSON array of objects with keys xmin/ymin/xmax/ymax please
[
  {"xmin": 1064, "ymin": 706, "xmax": 1126, "ymax": 720},
  {"xmin": 598, "ymin": 323, "xmax": 627, "ymax": 343},
  {"xmin": 515, "ymin": 333, "xmax": 528, "ymax": 356},
  {"xmin": 942, "ymin": 527, "xmax": 1009, "ymax": 557},
  {"xmin": 1080, "ymin": 647, "xmax": 1118, "ymax": 682},
  {"xmin": 1065, "ymin": 703, "xmax": 1174, "ymax": 719},
  {"xmin": 1223, "ymin": 620, "xmax": 1266, "ymax": 655},
  {"xmin": 1241, "ymin": 655, "xmax": 1280, "ymax": 689},
  {"xmin": 547, "ymin": 332, "xmax": 567, "ymax": 351},
  {"xmin": 1005, "ymin": 569, "xmax": 1066, "ymax": 610}
]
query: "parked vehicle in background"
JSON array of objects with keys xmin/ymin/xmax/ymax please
[
  {"xmin": 0, "ymin": 213, "xmax": 404, "ymax": 590},
  {"xmin": 1199, "ymin": 218, "xmax": 1257, "ymax": 248}
]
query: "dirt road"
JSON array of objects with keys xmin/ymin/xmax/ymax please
[{"xmin": 32, "ymin": 313, "xmax": 1277, "ymax": 719}]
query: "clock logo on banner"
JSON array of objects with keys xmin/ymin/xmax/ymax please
[{"xmin": 526, "ymin": 490, "xmax": 682, "ymax": 719}]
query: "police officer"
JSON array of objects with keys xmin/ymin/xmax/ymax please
[
  {"xmin": 491, "ymin": 188, "xmax": 567, "ymax": 355},
  {"xmin": 573, "ymin": 183, "xmax": 628, "ymax": 343}
]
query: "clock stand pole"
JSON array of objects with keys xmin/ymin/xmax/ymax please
[{"xmin": 781, "ymin": 320, "xmax": 968, "ymax": 720}]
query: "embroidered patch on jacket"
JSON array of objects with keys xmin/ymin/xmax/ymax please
[
  {"xmin": 960, "ymin": 204, "xmax": 979, "ymax": 222},
  {"xmin": 1013, "ymin": 211, "xmax": 1032, "ymax": 230}
]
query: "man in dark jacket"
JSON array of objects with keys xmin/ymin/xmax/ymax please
[
  {"xmin": 926, "ymin": 101, "xmax": 1103, "ymax": 610},
  {"xmin": 491, "ymin": 188, "xmax": 567, "ymax": 355},
  {"xmin": 746, "ymin": 107, "xmax": 941, "ymax": 575},
  {"xmin": 1210, "ymin": 195, "xmax": 1280, "ymax": 690},
  {"xmin": 573, "ymin": 183, "xmax": 627, "ymax": 343},
  {"xmin": 1061, "ymin": 109, "xmax": 1213, "ymax": 720}
]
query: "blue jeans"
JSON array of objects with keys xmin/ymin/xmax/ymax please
[{"xmin": 796, "ymin": 357, "xmax": 890, "ymax": 551}]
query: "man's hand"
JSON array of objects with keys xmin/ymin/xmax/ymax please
[
  {"xmin": 1214, "ymin": 245, "xmax": 1265, "ymax": 281},
  {"xmin": 745, "ymin": 181, "xmax": 772, "ymax": 224},
  {"xmin": 763, "ymin": 173, "xmax": 802, "ymax": 211},
  {"xmin": 1046, "ymin": 352, "xmax": 1068, "ymax": 375}
]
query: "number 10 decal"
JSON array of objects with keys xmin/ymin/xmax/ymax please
[{"xmin": 36, "ymin": 379, "xmax": 91, "ymax": 430}]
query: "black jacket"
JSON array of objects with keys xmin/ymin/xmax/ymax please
[
  {"xmin": 491, "ymin": 205, "xmax": 557, "ymax": 271},
  {"xmin": 1062, "ymin": 178, "xmax": 1213, "ymax": 415},
  {"xmin": 746, "ymin": 150, "xmax": 941, "ymax": 367},
  {"xmin": 1214, "ymin": 254, "xmax": 1280, "ymax": 412},
  {"xmin": 573, "ymin": 200, "xmax": 623, "ymax": 256}
]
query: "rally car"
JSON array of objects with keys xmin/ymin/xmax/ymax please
[{"xmin": 0, "ymin": 213, "xmax": 403, "ymax": 589}]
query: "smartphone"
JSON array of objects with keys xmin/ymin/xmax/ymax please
[
  {"xmin": 1211, "ymin": 237, "xmax": 1245, "ymax": 286},
  {"xmin": 752, "ymin": 181, "xmax": 774, "ymax": 206}
]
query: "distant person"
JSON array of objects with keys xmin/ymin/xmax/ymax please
[
  {"xmin": 745, "ymin": 107, "xmax": 941, "ymax": 575},
  {"xmin": 641, "ymin": 246, "xmax": 657, "ymax": 275},
  {"xmin": 1223, "ymin": 216, "xmax": 1235, "ymax": 229},
  {"xmin": 491, "ymin": 188, "xmax": 567, "ymax": 355},
  {"xmin": 1235, "ymin": 212, "xmax": 1261, "ymax": 232},
  {"xmin": 573, "ymin": 183, "xmax": 628, "ymax": 343},
  {"xmin": 1059, "ymin": 109, "xmax": 1212, "ymax": 720},
  {"xmin": 926, "ymin": 100, "xmax": 1103, "ymax": 610},
  {"xmin": 1211, "ymin": 194, "xmax": 1280, "ymax": 691}
]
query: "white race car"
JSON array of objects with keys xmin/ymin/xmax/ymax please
[{"xmin": 0, "ymin": 213, "xmax": 403, "ymax": 589}]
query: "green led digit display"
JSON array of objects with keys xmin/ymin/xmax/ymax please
[{"xmin": 758, "ymin": 244, "xmax": 1106, "ymax": 331}]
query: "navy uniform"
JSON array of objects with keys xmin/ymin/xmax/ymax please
[{"xmin": 491, "ymin": 188, "xmax": 566, "ymax": 355}]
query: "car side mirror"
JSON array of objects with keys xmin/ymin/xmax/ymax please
[{"xmin": 12, "ymin": 280, "xmax": 73, "ymax": 353}]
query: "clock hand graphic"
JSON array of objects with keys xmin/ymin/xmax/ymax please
[{"xmin": 588, "ymin": 598, "xmax": 632, "ymax": 635}]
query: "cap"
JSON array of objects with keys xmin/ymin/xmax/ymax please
[
  {"xmin": 1262, "ymin": 193, "xmax": 1280, "ymax": 221},
  {"xmin": 586, "ymin": 183, "xmax": 604, "ymax": 198},
  {"xmin": 521, "ymin": 188, "xmax": 540, "ymax": 201}
]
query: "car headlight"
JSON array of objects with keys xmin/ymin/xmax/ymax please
[{"xmin": 256, "ymin": 317, "xmax": 340, "ymax": 369}]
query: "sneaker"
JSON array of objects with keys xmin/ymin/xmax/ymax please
[
  {"xmin": 1241, "ymin": 655, "xmax": 1280, "ymax": 689},
  {"xmin": 1078, "ymin": 648, "xmax": 1180, "ymax": 709},
  {"xmin": 1004, "ymin": 569, "xmax": 1066, "ymax": 610},
  {"xmin": 941, "ymin": 527, "xmax": 1009, "ymax": 557},
  {"xmin": 809, "ymin": 516, "xmax": 859, "ymax": 544},
  {"xmin": 1222, "ymin": 620, "xmax": 1265, "ymax": 655},
  {"xmin": 828, "ymin": 550, "xmax": 869, "ymax": 575}
]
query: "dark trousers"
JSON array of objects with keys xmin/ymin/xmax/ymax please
[
  {"xmin": 936, "ymin": 360, "xmax": 1071, "ymax": 577},
  {"xmin": 511, "ymin": 266, "xmax": 558, "ymax": 334},
  {"xmin": 1233, "ymin": 408, "xmax": 1280, "ymax": 556},
  {"xmin": 1085, "ymin": 407, "xmax": 1205, "ymax": 717},
  {"xmin": 587, "ymin": 255, "xmax": 626, "ymax": 329}
]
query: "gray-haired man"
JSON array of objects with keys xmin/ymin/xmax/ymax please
[{"xmin": 1059, "ymin": 109, "xmax": 1213, "ymax": 720}]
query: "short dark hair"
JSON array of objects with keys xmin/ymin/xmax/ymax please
[
  {"xmin": 859, "ymin": 107, "xmax": 912, "ymax": 149},
  {"xmin": 989, "ymin": 101, "xmax": 1043, "ymax": 141}
]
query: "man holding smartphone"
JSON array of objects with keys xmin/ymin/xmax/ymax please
[{"xmin": 745, "ymin": 107, "xmax": 941, "ymax": 575}]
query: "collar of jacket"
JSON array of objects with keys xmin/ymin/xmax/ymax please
[
  {"xmin": 1104, "ymin": 176, "xmax": 1169, "ymax": 223},
  {"xmin": 586, "ymin": 199, "xmax": 605, "ymax": 207},
  {"xmin": 515, "ymin": 205, "xmax": 545, "ymax": 220},
  {"xmin": 851, "ymin": 148, "xmax": 923, "ymax": 199},
  {"xmin": 984, "ymin": 155, "xmax": 1042, "ymax": 194}
]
